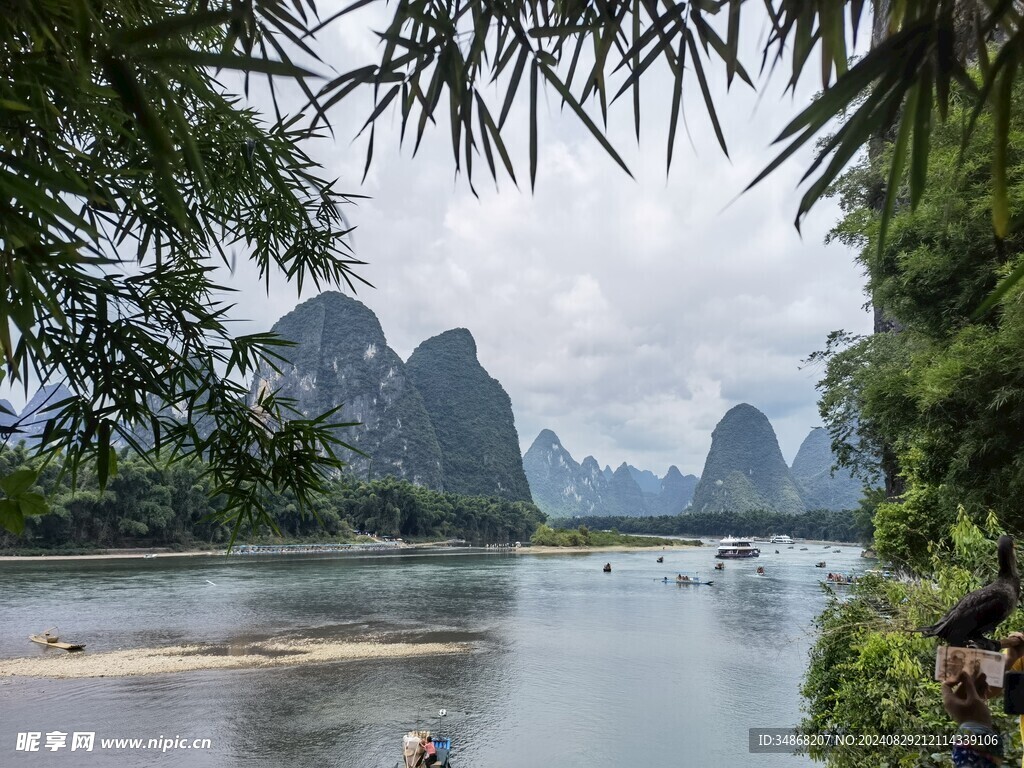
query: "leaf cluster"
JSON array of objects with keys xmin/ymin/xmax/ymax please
[{"xmin": 1, "ymin": 1, "xmax": 369, "ymax": 537}]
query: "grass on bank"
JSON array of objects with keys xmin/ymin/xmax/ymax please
[{"xmin": 530, "ymin": 523, "xmax": 698, "ymax": 548}]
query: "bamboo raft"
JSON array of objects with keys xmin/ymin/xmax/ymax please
[{"xmin": 30, "ymin": 628, "xmax": 85, "ymax": 652}]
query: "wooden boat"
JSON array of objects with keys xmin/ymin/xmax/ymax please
[
  {"xmin": 602, "ymin": 563, "xmax": 611, "ymax": 572},
  {"xmin": 714, "ymin": 562, "xmax": 724, "ymax": 571},
  {"xmin": 662, "ymin": 577, "xmax": 714, "ymax": 586},
  {"xmin": 656, "ymin": 556, "xmax": 664, "ymax": 563},
  {"xmin": 815, "ymin": 562, "xmax": 826, "ymax": 568},
  {"xmin": 30, "ymin": 632, "xmax": 85, "ymax": 652},
  {"xmin": 756, "ymin": 566, "xmax": 766, "ymax": 575}
]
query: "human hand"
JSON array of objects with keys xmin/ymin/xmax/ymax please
[
  {"xmin": 1001, "ymin": 632, "xmax": 1024, "ymax": 670},
  {"xmin": 942, "ymin": 671, "xmax": 993, "ymax": 727}
]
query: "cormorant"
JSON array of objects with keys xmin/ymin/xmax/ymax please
[{"xmin": 919, "ymin": 535, "xmax": 1020, "ymax": 651}]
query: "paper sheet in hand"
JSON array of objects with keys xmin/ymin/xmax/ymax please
[{"xmin": 934, "ymin": 646, "xmax": 1004, "ymax": 692}]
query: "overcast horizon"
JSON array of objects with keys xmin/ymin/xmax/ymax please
[{"xmin": 4, "ymin": 4, "xmax": 876, "ymax": 479}]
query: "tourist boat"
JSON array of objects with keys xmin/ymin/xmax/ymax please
[
  {"xmin": 768, "ymin": 534, "xmax": 794, "ymax": 545},
  {"xmin": 715, "ymin": 537, "xmax": 760, "ymax": 559},
  {"xmin": 662, "ymin": 574, "xmax": 714, "ymax": 586},
  {"xmin": 30, "ymin": 632, "xmax": 85, "ymax": 652},
  {"xmin": 400, "ymin": 732, "xmax": 451, "ymax": 768}
]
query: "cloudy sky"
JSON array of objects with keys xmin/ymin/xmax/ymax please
[
  {"xmin": 3, "ymin": 5, "xmax": 874, "ymax": 479},
  {"xmin": 217, "ymin": 3, "xmax": 876, "ymax": 479}
]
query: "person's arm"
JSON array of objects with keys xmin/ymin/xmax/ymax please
[
  {"xmin": 1001, "ymin": 632, "xmax": 1024, "ymax": 672},
  {"xmin": 942, "ymin": 671, "xmax": 1003, "ymax": 767}
]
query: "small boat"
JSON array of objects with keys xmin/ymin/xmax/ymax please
[
  {"xmin": 833, "ymin": 549, "xmax": 841, "ymax": 553},
  {"xmin": 30, "ymin": 632, "xmax": 85, "ymax": 652},
  {"xmin": 714, "ymin": 562, "xmax": 724, "ymax": 571},
  {"xmin": 602, "ymin": 563, "xmax": 611, "ymax": 573},
  {"xmin": 756, "ymin": 566, "xmax": 766, "ymax": 575},
  {"xmin": 663, "ymin": 575, "xmax": 713, "ymax": 586},
  {"xmin": 656, "ymin": 556, "xmax": 664, "ymax": 563},
  {"xmin": 800, "ymin": 547, "xmax": 808, "ymax": 551},
  {"xmin": 401, "ymin": 731, "xmax": 451, "ymax": 768},
  {"xmin": 775, "ymin": 550, "xmax": 780, "ymax": 554},
  {"xmin": 769, "ymin": 534, "xmax": 794, "ymax": 545},
  {"xmin": 815, "ymin": 562, "xmax": 826, "ymax": 568}
]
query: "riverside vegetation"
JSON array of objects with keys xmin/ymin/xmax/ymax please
[
  {"xmin": 549, "ymin": 507, "xmax": 869, "ymax": 544},
  {"xmin": 529, "ymin": 524, "xmax": 694, "ymax": 548},
  {"xmin": 800, "ymin": 74, "xmax": 1024, "ymax": 767},
  {"xmin": 0, "ymin": 445, "xmax": 545, "ymax": 554}
]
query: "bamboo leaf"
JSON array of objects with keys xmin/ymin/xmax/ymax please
[{"xmin": 529, "ymin": 60, "xmax": 538, "ymax": 190}]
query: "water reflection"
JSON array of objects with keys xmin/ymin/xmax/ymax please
[{"xmin": 0, "ymin": 546, "xmax": 863, "ymax": 766}]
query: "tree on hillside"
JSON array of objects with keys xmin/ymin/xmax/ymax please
[
  {"xmin": 5, "ymin": 0, "xmax": 1024, "ymax": 536},
  {"xmin": 812, "ymin": 74, "xmax": 1024, "ymax": 571}
]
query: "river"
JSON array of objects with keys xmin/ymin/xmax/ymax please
[{"xmin": 0, "ymin": 541, "xmax": 865, "ymax": 766}]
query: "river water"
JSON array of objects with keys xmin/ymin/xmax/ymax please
[{"xmin": 0, "ymin": 541, "xmax": 864, "ymax": 767}]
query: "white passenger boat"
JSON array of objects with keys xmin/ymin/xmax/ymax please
[
  {"xmin": 768, "ymin": 534, "xmax": 794, "ymax": 545},
  {"xmin": 715, "ymin": 537, "xmax": 761, "ymax": 559}
]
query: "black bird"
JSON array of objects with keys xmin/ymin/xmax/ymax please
[{"xmin": 919, "ymin": 535, "xmax": 1020, "ymax": 651}]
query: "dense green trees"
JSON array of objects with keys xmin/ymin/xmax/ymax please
[
  {"xmin": 801, "ymin": 514, "xmax": 1024, "ymax": 768},
  {"xmin": 801, "ymin": 76, "xmax": 1024, "ymax": 765},
  {"xmin": 814, "ymin": 76, "xmax": 1024, "ymax": 571},
  {"xmin": 531, "ymin": 523, "xmax": 686, "ymax": 547},
  {"xmin": 0, "ymin": 447, "xmax": 545, "ymax": 552}
]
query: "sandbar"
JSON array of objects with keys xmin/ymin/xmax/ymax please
[{"xmin": 0, "ymin": 638, "xmax": 469, "ymax": 679}]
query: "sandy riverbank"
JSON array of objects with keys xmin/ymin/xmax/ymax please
[
  {"xmin": 0, "ymin": 638, "xmax": 470, "ymax": 679},
  {"xmin": 0, "ymin": 550, "xmax": 222, "ymax": 562}
]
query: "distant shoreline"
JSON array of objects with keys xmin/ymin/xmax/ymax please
[
  {"xmin": 521, "ymin": 542, "xmax": 701, "ymax": 554},
  {"xmin": 0, "ymin": 538, "xmax": 865, "ymax": 562},
  {"xmin": 0, "ymin": 550, "xmax": 223, "ymax": 562},
  {"xmin": 0, "ymin": 542, "xmax": 701, "ymax": 562}
]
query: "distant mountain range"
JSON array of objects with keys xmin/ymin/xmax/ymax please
[
  {"xmin": 523, "ymin": 404, "xmax": 874, "ymax": 519},
  {"xmin": 3, "ymin": 294, "xmax": 871, "ymax": 519},
  {"xmin": 522, "ymin": 430, "xmax": 699, "ymax": 517},
  {"xmin": 0, "ymin": 384, "xmax": 73, "ymax": 441}
]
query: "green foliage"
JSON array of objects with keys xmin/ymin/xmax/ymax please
[
  {"xmin": 1, "ymin": 0, "xmax": 367, "ymax": 538},
  {"xmin": 801, "ymin": 514, "xmax": 1024, "ymax": 768},
  {"xmin": 530, "ymin": 523, "xmax": 684, "ymax": 548},
  {"xmin": 0, "ymin": 447, "xmax": 545, "ymax": 552},
  {"xmin": 815, "ymin": 75, "xmax": 1024, "ymax": 572}
]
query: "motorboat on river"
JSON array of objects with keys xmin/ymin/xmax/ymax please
[{"xmin": 715, "ymin": 537, "xmax": 760, "ymax": 559}]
